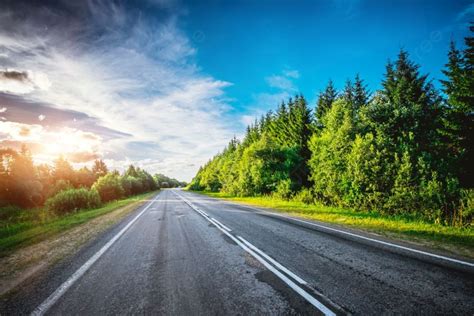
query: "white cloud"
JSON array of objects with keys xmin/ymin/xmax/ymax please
[
  {"xmin": 0, "ymin": 2, "xmax": 237, "ymax": 181},
  {"xmin": 38, "ymin": 114, "xmax": 45, "ymax": 121},
  {"xmin": 0, "ymin": 107, "xmax": 6, "ymax": 113},
  {"xmin": 241, "ymin": 69, "xmax": 300, "ymax": 129},
  {"xmin": 456, "ymin": 4, "xmax": 474, "ymax": 21},
  {"xmin": 284, "ymin": 69, "xmax": 300, "ymax": 79},
  {"xmin": 266, "ymin": 75, "xmax": 296, "ymax": 91},
  {"xmin": 0, "ymin": 69, "xmax": 51, "ymax": 94}
]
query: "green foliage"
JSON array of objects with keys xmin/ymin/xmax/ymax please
[
  {"xmin": 92, "ymin": 159, "xmax": 108, "ymax": 178},
  {"xmin": 0, "ymin": 192, "xmax": 155, "ymax": 255},
  {"xmin": 190, "ymin": 25, "xmax": 474, "ymax": 227},
  {"xmin": 316, "ymin": 80, "xmax": 338, "ymax": 126},
  {"xmin": 440, "ymin": 30, "xmax": 474, "ymax": 188},
  {"xmin": 48, "ymin": 180, "xmax": 74, "ymax": 199},
  {"xmin": 309, "ymin": 99, "xmax": 355, "ymax": 205},
  {"xmin": 45, "ymin": 188, "xmax": 101, "ymax": 215},
  {"xmin": 154, "ymin": 173, "xmax": 186, "ymax": 188},
  {"xmin": 294, "ymin": 188, "xmax": 315, "ymax": 205},
  {"xmin": 92, "ymin": 174, "xmax": 125, "ymax": 202},
  {"xmin": 274, "ymin": 179, "xmax": 293, "ymax": 200}
]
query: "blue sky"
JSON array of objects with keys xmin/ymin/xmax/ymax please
[
  {"xmin": 183, "ymin": 0, "xmax": 472, "ymax": 114},
  {"xmin": 0, "ymin": 0, "xmax": 472, "ymax": 180}
]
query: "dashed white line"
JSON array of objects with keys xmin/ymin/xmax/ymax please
[
  {"xmin": 31, "ymin": 194, "xmax": 160, "ymax": 316},
  {"xmin": 173, "ymin": 191, "xmax": 336, "ymax": 316}
]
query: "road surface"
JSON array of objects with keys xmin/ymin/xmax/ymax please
[{"xmin": 1, "ymin": 189, "xmax": 473, "ymax": 315}]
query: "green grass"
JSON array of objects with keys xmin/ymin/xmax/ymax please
[
  {"xmin": 0, "ymin": 191, "xmax": 157, "ymax": 256},
  {"xmin": 195, "ymin": 191, "xmax": 474, "ymax": 258}
]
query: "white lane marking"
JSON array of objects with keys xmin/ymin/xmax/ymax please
[
  {"xmin": 173, "ymin": 191, "xmax": 335, "ymax": 316},
  {"xmin": 237, "ymin": 236, "xmax": 307, "ymax": 285},
  {"xmin": 260, "ymin": 211, "xmax": 474, "ymax": 268},
  {"xmin": 31, "ymin": 194, "xmax": 161, "ymax": 316},
  {"xmin": 193, "ymin": 194, "xmax": 474, "ymax": 268},
  {"xmin": 211, "ymin": 218, "xmax": 232, "ymax": 232}
]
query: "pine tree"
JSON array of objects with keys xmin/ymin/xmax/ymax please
[
  {"xmin": 125, "ymin": 165, "xmax": 139, "ymax": 178},
  {"xmin": 441, "ymin": 27, "xmax": 474, "ymax": 188},
  {"xmin": 53, "ymin": 156, "xmax": 75, "ymax": 183},
  {"xmin": 316, "ymin": 80, "xmax": 338, "ymax": 126},
  {"xmin": 353, "ymin": 74, "xmax": 369, "ymax": 110},
  {"xmin": 378, "ymin": 50, "xmax": 442, "ymax": 154},
  {"xmin": 92, "ymin": 159, "xmax": 108, "ymax": 178},
  {"xmin": 343, "ymin": 79, "xmax": 354, "ymax": 106}
]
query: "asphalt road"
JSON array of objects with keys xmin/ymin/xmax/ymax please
[{"xmin": 1, "ymin": 189, "xmax": 473, "ymax": 315}]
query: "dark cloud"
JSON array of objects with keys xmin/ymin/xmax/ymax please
[
  {"xmin": 0, "ymin": 93, "xmax": 131, "ymax": 140},
  {"xmin": 0, "ymin": 70, "xmax": 29, "ymax": 82}
]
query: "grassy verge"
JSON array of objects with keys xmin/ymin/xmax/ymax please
[
  {"xmin": 0, "ymin": 191, "xmax": 157, "ymax": 257},
  {"xmin": 194, "ymin": 191, "xmax": 474, "ymax": 259}
]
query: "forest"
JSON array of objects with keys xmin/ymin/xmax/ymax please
[
  {"xmin": 189, "ymin": 25, "xmax": 473, "ymax": 226},
  {"xmin": 0, "ymin": 148, "xmax": 184, "ymax": 214}
]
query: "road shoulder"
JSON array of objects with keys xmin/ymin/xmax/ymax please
[{"xmin": 0, "ymin": 191, "xmax": 157, "ymax": 297}]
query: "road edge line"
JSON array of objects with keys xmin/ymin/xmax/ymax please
[{"xmin": 31, "ymin": 193, "xmax": 160, "ymax": 316}]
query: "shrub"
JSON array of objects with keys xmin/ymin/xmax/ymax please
[
  {"xmin": 273, "ymin": 179, "xmax": 293, "ymax": 200},
  {"xmin": 294, "ymin": 188, "xmax": 315, "ymax": 204},
  {"xmin": 45, "ymin": 188, "xmax": 101, "ymax": 215},
  {"xmin": 456, "ymin": 189, "xmax": 474, "ymax": 227},
  {"xmin": 48, "ymin": 180, "xmax": 73, "ymax": 198},
  {"xmin": 92, "ymin": 174, "xmax": 125, "ymax": 202}
]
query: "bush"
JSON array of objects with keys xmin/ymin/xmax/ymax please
[
  {"xmin": 273, "ymin": 179, "xmax": 293, "ymax": 200},
  {"xmin": 294, "ymin": 188, "xmax": 315, "ymax": 204},
  {"xmin": 121, "ymin": 175, "xmax": 144, "ymax": 196},
  {"xmin": 92, "ymin": 174, "xmax": 125, "ymax": 202},
  {"xmin": 45, "ymin": 188, "xmax": 101, "ymax": 215},
  {"xmin": 48, "ymin": 180, "xmax": 73, "ymax": 199}
]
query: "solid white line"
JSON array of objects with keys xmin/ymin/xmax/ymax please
[
  {"xmin": 174, "ymin": 192, "xmax": 335, "ymax": 316},
  {"xmin": 213, "ymin": 199, "xmax": 474, "ymax": 268},
  {"xmin": 237, "ymin": 236, "xmax": 307, "ymax": 285},
  {"xmin": 261, "ymin": 211, "xmax": 474, "ymax": 267},
  {"xmin": 211, "ymin": 218, "xmax": 232, "ymax": 232},
  {"xmin": 31, "ymin": 194, "xmax": 160, "ymax": 316}
]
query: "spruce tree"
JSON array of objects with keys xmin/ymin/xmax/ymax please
[
  {"xmin": 441, "ymin": 26, "xmax": 474, "ymax": 188},
  {"xmin": 353, "ymin": 74, "xmax": 369, "ymax": 110},
  {"xmin": 343, "ymin": 79, "xmax": 354, "ymax": 106},
  {"xmin": 316, "ymin": 80, "xmax": 338, "ymax": 126}
]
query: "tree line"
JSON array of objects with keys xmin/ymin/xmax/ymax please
[
  {"xmin": 0, "ymin": 147, "xmax": 185, "ymax": 214},
  {"xmin": 189, "ymin": 25, "xmax": 473, "ymax": 226}
]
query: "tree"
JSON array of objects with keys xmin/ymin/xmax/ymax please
[
  {"xmin": 76, "ymin": 167, "xmax": 96, "ymax": 188},
  {"xmin": 343, "ymin": 79, "xmax": 354, "ymax": 106},
  {"xmin": 53, "ymin": 156, "xmax": 75, "ymax": 184},
  {"xmin": 309, "ymin": 99, "xmax": 355, "ymax": 205},
  {"xmin": 92, "ymin": 173, "xmax": 124, "ymax": 202},
  {"xmin": 189, "ymin": 30, "xmax": 472, "ymax": 225},
  {"xmin": 92, "ymin": 159, "xmax": 108, "ymax": 178},
  {"xmin": 8, "ymin": 146, "xmax": 43, "ymax": 207},
  {"xmin": 441, "ymin": 31, "xmax": 474, "ymax": 188},
  {"xmin": 353, "ymin": 74, "xmax": 369, "ymax": 111},
  {"xmin": 125, "ymin": 165, "xmax": 139, "ymax": 178},
  {"xmin": 316, "ymin": 80, "xmax": 338, "ymax": 126}
]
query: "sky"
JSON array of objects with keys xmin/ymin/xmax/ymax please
[{"xmin": 0, "ymin": 0, "xmax": 472, "ymax": 181}]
